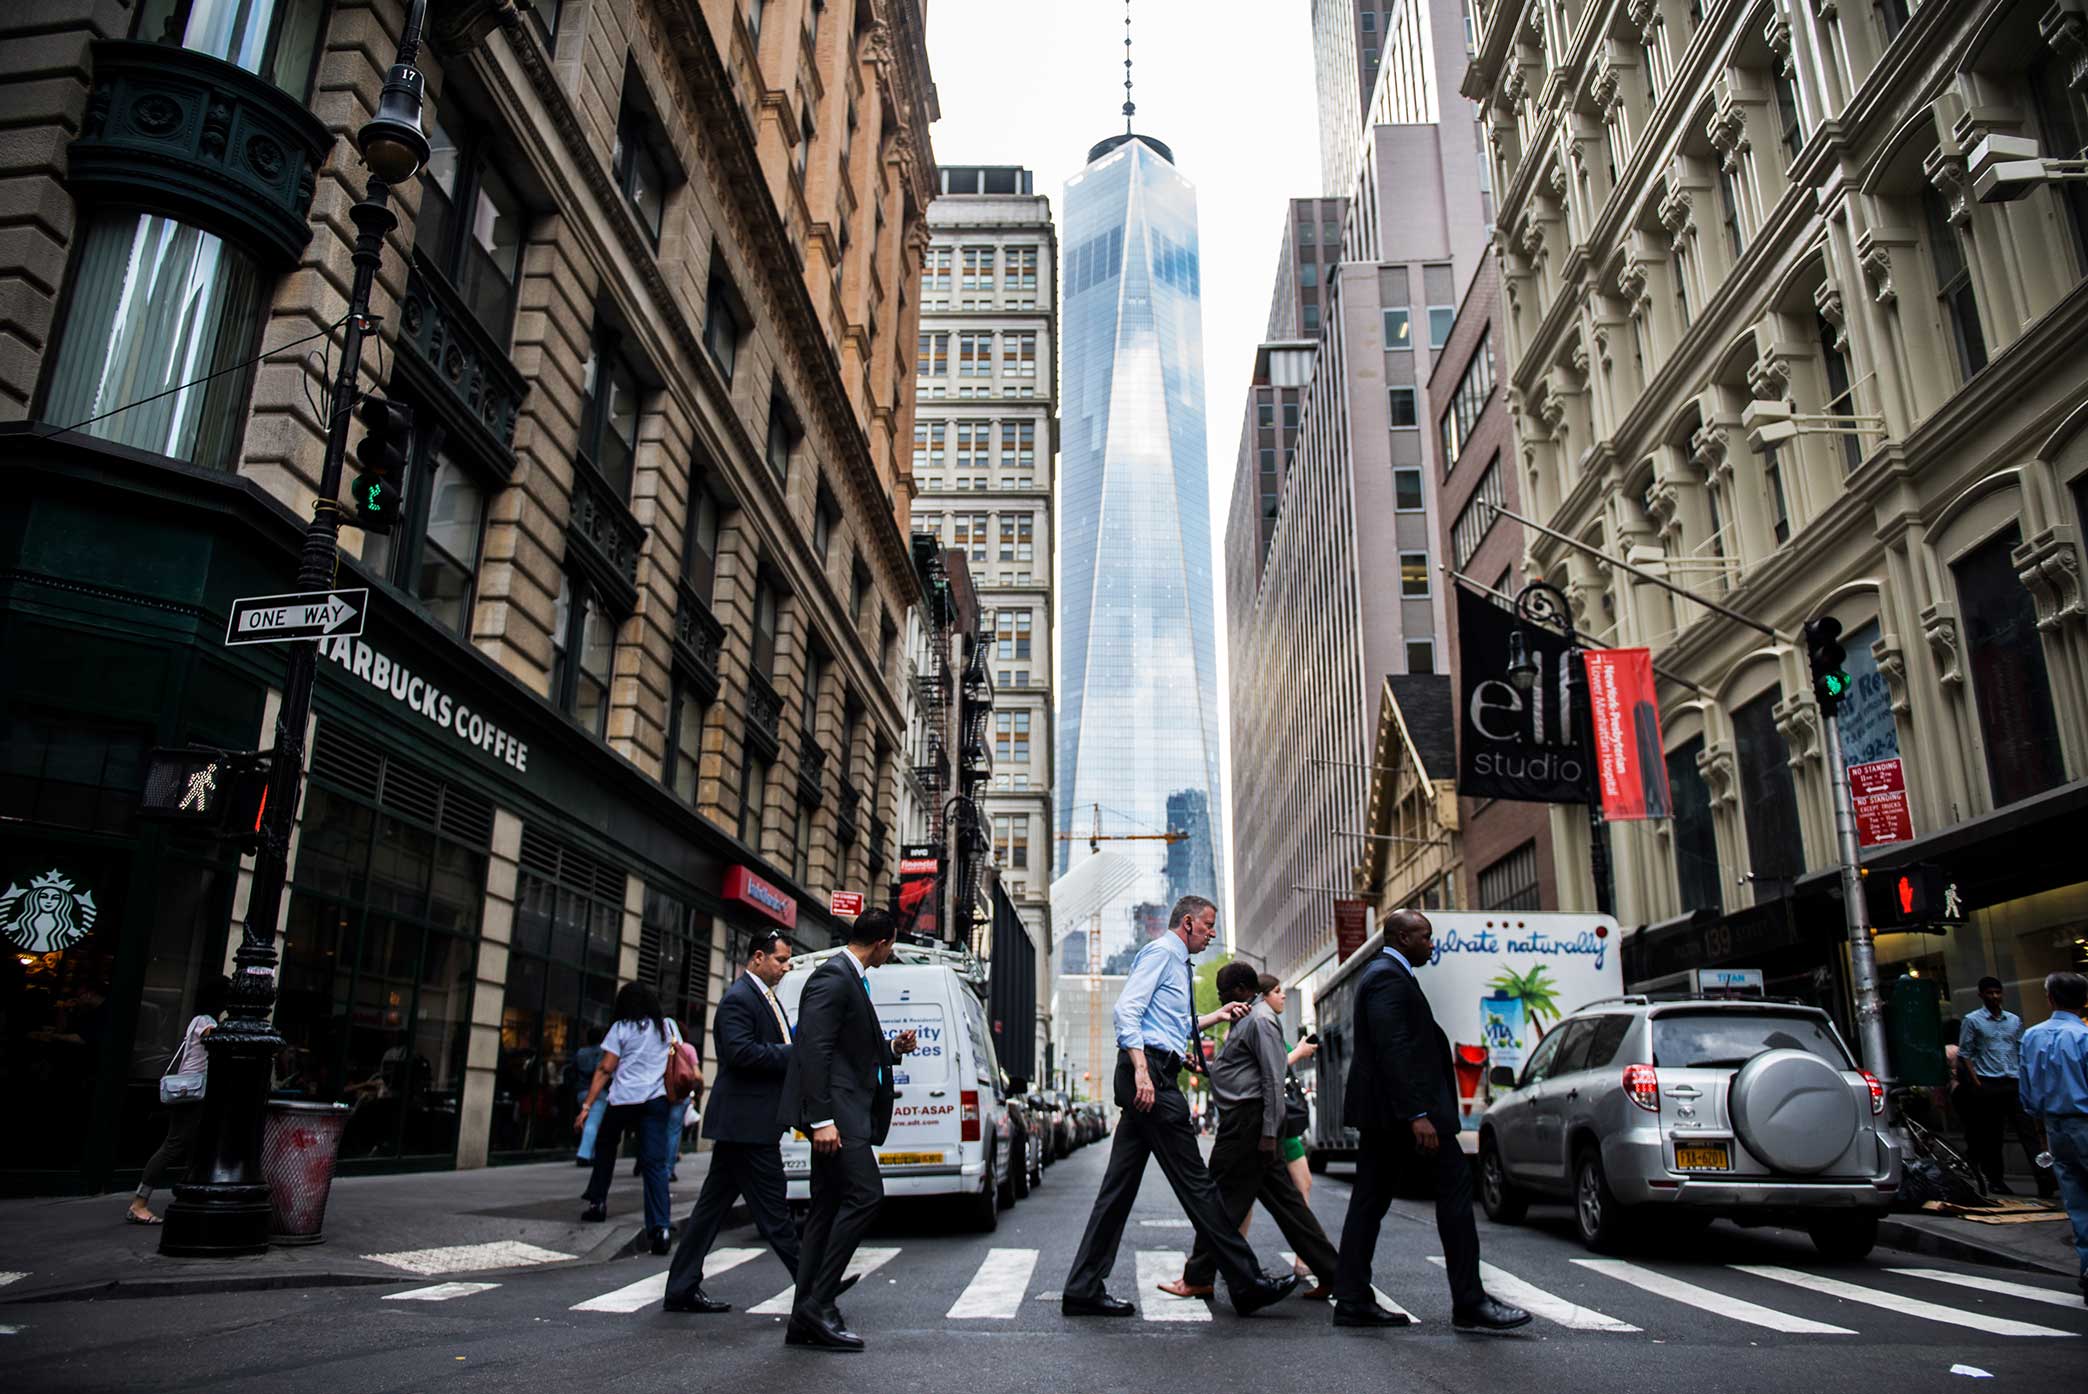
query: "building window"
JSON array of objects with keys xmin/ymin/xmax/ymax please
[
  {"xmin": 1956, "ymin": 526, "xmax": 2066, "ymax": 807},
  {"xmin": 1000, "ymin": 419, "xmax": 1036, "ymax": 468},
  {"xmin": 996, "ymin": 608, "xmax": 1033, "ymax": 660},
  {"xmin": 1400, "ymin": 552, "xmax": 1430, "ymax": 596},
  {"xmin": 1817, "ymin": 314, "xmax": 1863, "ymax": 474},
  {"xmin": 1667, "ymin": 736, "xmax": 1723, "ymax": 913},
  {"xmin": 1388, "ymin": 386, "xmax": 1418, "ymax": 428},
  {"xmin": 751, "ymin": 575, "xmax": 780, "ymax": 679},
  {"xmin": 551, "ymin": 572, "xmax": 614, "ymax": 738},
  {"xmin": 613, "ymin": 70, "xmax": 674, "ymax": 245},
  {"xmin": 1733, "ymin": 688, "xmax": 1804, "ymax": 882},
  {"xmin": 668, "ymin": 683, "xmax": 708, "ymax": 803},
  {"xmin": 1478, "ymin": 841, "xmax": 1541, "ymax": 912},
  {"xmin": 1258, "ymin": 401, "xmax": 1275, "ymax": 428},
  {"xmin": 1718, "ymin": 166, "xmax": 1745, "ymax": 260},
  {"xmin": 1299, "ymin": 261, "xmax": 1317, "ymax": 288},
  {"xmin": 1764, "ymin": 449, "xmax": 1790, "ymax": 544},
  {"xmin": 136, "ymin": 0, "xmax": 324, "ymax": 99},
  {"xmin": 1303, "ymin": 304, "xmax": 1320, "ymax": 331},
  {"xmin": 684, "ymin": 472, "xmax": 728, "ymax": 606},
  {"xmin": 2031, "ymin": 54, "xmax": 2088, "ymax": 275},
  {"xmin": 922, "ymin": 246, "xmax": 952, "ymax": 295},
  {"xmin": 580, "ymin": 324, "xmax": 642, "ymax": 500},
  {"xmin": 766, "ymin": 390, "xmax": 800, "ymax": 481},
  {"xmin": 1406, "ymin": 639, "xmax": 1436, "ymax": 673},
  {"xmin": 1673, "ymin": 245, "xmax": 1693, "ymax": 329},
  {"xmin": 958, "ymin": 331, "xmax": 993, "ymax": 377},
  {"xmin": 1923, "ymin": 186, "xmax": 1987, "ymax": 382},
  {"xmin": 1003, "ymin": 331, "xmax": 1038, "ymax": 379},
  {"xmin": 43, "ymin": 211, "xmax": 263, "ymax": 471},
  {"xmin": 1283, "ymin": 401, "xmax": 1300, "ymax": 429},
  {"xmin": 638, "ymin": 888, "xmax": 714, "ymax": 1058},
  {"xmin": 1395, "ymin": 466, "xmax": 1424, "ymax": 511},
  {"xmin": 792, "ymin": 800, "xmax": 813, "ymax": 882},
  {"xmin": 993, "ymin": 813, "xmax": 1030, "ymax": 870},
  {"xmin": 794, "ymin": 103, "xmax": 813, "ymax": 182},
  {"xmin": 994, "ymin": 711, "xmax": 1032, "ymax": 764},
  {"xmin": 414, "ymin": 113, "xmax": 526, "ymax": 342},
  {"xmin": 705, "ymin": 262, "xmax": 747, "ymax": 380},
  {"xmin": 850, "ymin": 559, "xmax": 870, "ymax": 622},
  {"xmin": 1774, "ymin": 67, "xmax": 1805, "ymax": 166},
  {"xmin": 800, "ymin": 647, "xmax": 825, "ymax": 752},
  {"xmin": 740, "ymin": 751, "xmax": 770, "ymax": 846},
  {"xmin": 413, "ymin": 449, "xmax": 487, "ymax": 636},
  {"xmin": 1384, "ymin": 307, "xmax": 1412, "ymax": 347},
  {"xmin": 1427, "ymin": 305, "xmax": 1455, "ymax": 348},
  {"xmin": 1436, "ymin": 326, "xmax": 1495, "ymax": 466},
  {"xmin": 918, "ymin": 331, "xmax": 949, "ymax": 376},
  {"xmin": 813, "ymin": 484, "xmax": 840, "ymax": 561},
  {"xmin": 1874, "ymin": 0, "xmax": 1910, "ymax": 42},
  {"xmin": 1006, "ymin": 246, "xmax": 1040, "ymax": 290},
  {"xmin": 961, "ymin": 245, "xmax": 996, "ymax": 290}
]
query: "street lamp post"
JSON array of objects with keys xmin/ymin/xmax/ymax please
[
  {"xmin": 160, "ymin": 2, "xmax": 432, "ymax": 1258},
  {"xmin": 1504, "ymin": 580, "xmax": 1615, "ymax": 919}
]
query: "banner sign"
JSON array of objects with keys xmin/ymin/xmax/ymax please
[
  {"xmin": 897, "ymin": 843, "xmax": 941, "ymax": 937},
  {"xmin": 723, "ymin": 865, "xmax": 797, "ymax": 930},
  {"xmin": 1333, "ymin": 899, "xmax": 1369, "ymax": 963},
  {"xmin": 1455, "ymin": 587, "xmax": 1590, "ymax": 804},
  {"xmin": 1849, "ymin": 756, "xmax": 1915, "ymax": 847},
  {"xmin": 1581, "ymin": 647, "xmax": 1672, "ymax": 821}
]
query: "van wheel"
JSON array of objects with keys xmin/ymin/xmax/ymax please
[
  {"xmin": 970, "ymin": 1150, "xmax": 1001, "ymax": 1232},
  {"xmin": 1479, "ymin": 1134, "xmax": 1528, "ymax": 1224},
  {"xmin": 1806, "ymin": 1213, "xmax": 1879, "ymax": 1262},
  {"xmin": 1573, "ymin": 1147, "xmax": 1634, "ymax": 1253},
  {"xmin": 1012, "ymin": 1142, "xmax": 1032, "ymax": 1199}
]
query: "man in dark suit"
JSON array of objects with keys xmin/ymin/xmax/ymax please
[
  {"xmin": 1331, "ymin": 909, "xmax": 1530, "ymax": 1333},
  {"xmin": 777, "ymin": 908, "xmax": 917, "ymax": 1352},
  {"xmin": 663, "ymin": 928, "xmax": 804, "ymax": 1313}
]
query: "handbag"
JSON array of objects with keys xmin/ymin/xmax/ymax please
[
  {"xmin": 1280, "ymin": 1073, "xmax": 1311, "ymax": 1140},
  {"xmin": 664, "ymin": 1020, "xmax": 703, "ymax": 1106},
  {"xmin": 159, "ymin": 1019, "xmax": 208, "ymax": 1106}
]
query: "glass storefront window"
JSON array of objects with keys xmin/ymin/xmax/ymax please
[
  {"xmin": 44, "ymin": 212, "xmax": 264, "ymax": 471},
  {"xmin": 1733, "ymin": 688, "xmax": 1804, "ymax": 883},
  {"xmin": 1666, "ymin": 736, "xmax": 1723, "ymax": 913},
  {"xmin": 1955, "ymin": 527, "xmax": 2065, "ymax": 809},
  {"xmin": 136, "ymin": 0, "xmax": 325, "ymax": 101}
]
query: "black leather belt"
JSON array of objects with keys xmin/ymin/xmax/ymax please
[{"xmin": 1136, "ymin": 1047, "xmax": 1184, "ymax": 1075}]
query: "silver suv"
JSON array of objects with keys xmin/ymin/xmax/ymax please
[{"xmin": 1477, "ymin": 997, "xmax": 1900, "ymax": 1259}]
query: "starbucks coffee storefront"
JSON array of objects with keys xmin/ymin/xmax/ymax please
[{"xmin": 1, "ymin": 437, "xmax": 840, "ymax": 1194}]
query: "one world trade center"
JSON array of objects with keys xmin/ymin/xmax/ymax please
[{"xmin": 1055, "ymin": 124, "xmax": 1227, "ymax": 967}]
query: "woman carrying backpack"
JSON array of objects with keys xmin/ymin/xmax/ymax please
[{"xmin": 577, "ymin": 982, "xmax": 701, "ymax": 1253}]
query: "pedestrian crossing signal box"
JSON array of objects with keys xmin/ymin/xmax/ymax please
[
  {"xmin": 1864, "ymin": 863, "xmax": 1965, "ymax": 929},
  {"xmin": 137, "ymin": 747, "xmax": 271, "ymax": 849}
]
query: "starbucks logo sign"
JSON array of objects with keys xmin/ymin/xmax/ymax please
[{"xmin": 0, "ymin": 869, "xmax": 99, "ymax": 954}]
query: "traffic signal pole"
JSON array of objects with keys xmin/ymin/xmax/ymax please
[{"xmin": 1823, "ymin": 709, "xmax": 1891, "ymax": 1082}]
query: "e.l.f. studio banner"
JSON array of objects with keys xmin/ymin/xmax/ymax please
[
  {"xmin": 1455, "ymin": 587, "xmax": 1590, "ymax": 804},
  {"xmin": 1581, "ymin": 647, "xmax": 1672, "ymax": 822}
]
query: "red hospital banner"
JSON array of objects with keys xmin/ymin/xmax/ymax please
[{"xmin": 1581, "ymin": 648, "xmax": 1672, "ymax": 822}]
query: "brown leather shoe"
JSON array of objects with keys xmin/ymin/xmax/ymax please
[
  {"xmin": 1156, "ymin": 1278, "xmax": 1214, "ymax": 1299},
  {"xmin": 1301, "ymin": 1283, "xmax": 1333, "ymax": 1301}
]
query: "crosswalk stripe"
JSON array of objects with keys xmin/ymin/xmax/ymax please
[
  {"xmin": 1888, "ymin": 1268, "xmax": 2088, "ymax": 1311},
  {"xmin": 1136, "ymin": 1250, "xmax": 1211, "ymax": 1321},
  {"xmin": 948, "ymin": 1249, "xmax": 1041, "ymax": 1319},
  {"xmin": 748, "ymin": 1247, "xmax": 900, "ymax": 1316},
  {"xmin": 1430, "ymin": 1257, "xmax": 1639, "ymax": 1332},
  {"xmin": 384, "ymin": 1282, "xmax": 502, "ymax": 1303},
  {"xmin": 570, "ymin": 1249, "xmax": 764, "ymax": 1314},
  {"xmin": 1281, "ymin": 1251, "xmax": 1415, "ymax": 1321},
  {"xmin": 1731, "ymin": 1265, "xmax": 2078, "ymax": 1338},
  {"xmin": 1573, "ymin": 1260, "xmax": 1854, "ymax": 1334}
]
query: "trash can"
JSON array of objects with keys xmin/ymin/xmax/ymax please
[{"xmin": 262, "ymin": 1100, "xmax": 352, "ymax": 1245}]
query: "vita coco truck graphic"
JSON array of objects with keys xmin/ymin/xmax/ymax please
[{"xmin": 1304, "ymin": 911, "xmax": 1621, "ymax": 1165}]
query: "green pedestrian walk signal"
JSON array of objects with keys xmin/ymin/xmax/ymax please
[{"xmin": 350, "ymin": 393, "xmax": 413, "ymax": 533}]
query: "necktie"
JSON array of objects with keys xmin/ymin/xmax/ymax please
[
  {"xmin": 1184, "ymin": 960, "xmax": 1209, "ymax": 1076},
  {"xmin": 862, "ymin": 971, "xmax": 884, "ymax": 1084},
  {"xmin": 761, "ymin": 983, "xmax": 792, "ymax": 1041}
]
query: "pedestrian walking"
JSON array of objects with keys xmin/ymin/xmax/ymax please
[
  {"xmin": 1060, "ymin": 894, "xmax": 1300, "ymax": 1320},
  {"xmin": 778, "ymin": 909, "xmax": 919, "ymax": 1352},
  {"xmin": 2018, "ymin": 970, "xmax": 2088, "ymax": 1306},
  {"xmin": 1157, "ymin": 962, "xmax": 1341, "ymax": 1302},
  {"xmin": 664, "ymin": 930, "xmax": 807, "ymax": 1315},
  {"xmin": 1960, "ymin": 977, "xmax": 2059, "ymax": 1196},
  {"xmin": 125, "ymin": 974, "xmax": 227, "ymax": 1225},
  {"xmin": 576, "ymin": 982, "xmax": 695, "ymax": 1254},
  {"xmin": 1265, "ymin": 977, "xmax": 1320, "ymax": 1210},
  {"xmin": 1330, "ymin": 910, "xmax": 1530, "ymax": 1332}
]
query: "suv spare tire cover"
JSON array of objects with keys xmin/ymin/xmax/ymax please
[{"xmin": 1729, "ymin": 1048, "xmax": 1859, "ymax": 1175}]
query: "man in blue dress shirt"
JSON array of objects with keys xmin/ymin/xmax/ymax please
[
  {"xmin": 2018, "ymin": 970, "xmax": 2088, "ymax": 1305},
  {"xmin": 1960, "ymin": 976, "xmax": 2056, "ymax": 1196},
  {"xmin": 1061, "ymin": 894, "xmax": 1300, "ymax": 1318}
]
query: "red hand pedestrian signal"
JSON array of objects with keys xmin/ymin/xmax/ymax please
[{"xmin": 1898, "ymin": 875, "xmax": 1915, "ymax": 915}]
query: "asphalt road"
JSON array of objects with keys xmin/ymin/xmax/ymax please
[{"xmin": 3, "ymin": 1139, "xmax": 2080, "ymax": 1394}]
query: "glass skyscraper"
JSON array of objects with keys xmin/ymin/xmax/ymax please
[{"xmin": 1056, "ymin": 132, "xmax": 1228, "ymax": 960}]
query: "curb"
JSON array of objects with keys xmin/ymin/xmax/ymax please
[
  {"xmin": 1877, "ymin": 1217, "xmax": 2078, "ymax": 1279},
  {"xmin": 5, "ymin": 1270, "xmax": 405, "ymax": 1304}
]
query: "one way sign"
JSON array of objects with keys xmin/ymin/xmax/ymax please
[{"xmin": 225, "ymin": 588, "xmax": 368, "ymax": 646}]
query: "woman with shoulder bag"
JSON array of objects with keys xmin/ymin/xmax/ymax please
[
  {"xmin": 576, "ymin": 983, "xmax": 702, "ymax": 1253},
  {"xmin": 126, "ymin": 974, "xmax": 228, "ymax": 1225}
]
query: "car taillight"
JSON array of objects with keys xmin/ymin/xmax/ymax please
[
  {"xmin": 1623, "ymin": 1063, "xmax": 1660, "ymax": 1112},
  {"xmin": 1860, "ymin": 1070, "xmax": 1885, "ymax": 1115},
  {"xmin": 961, "ymin": 1090, "xmax": 981, "ymax": 1142}
]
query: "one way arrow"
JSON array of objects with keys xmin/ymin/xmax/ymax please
[{"xmin": 320, "ymin": 594, "xmax": 358, "ymax": 633}]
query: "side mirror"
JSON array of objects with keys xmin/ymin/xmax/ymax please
[{"xmin": 1489, "ymin": 1066, "xmax": 1518, "ymax": 1089}]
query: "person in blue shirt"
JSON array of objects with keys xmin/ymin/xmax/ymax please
[
  {"xmin": 1959, "ymin": 977, "xmax": 2057, "ymax": 1197},
  {"xmin": 2018, "ymin": 970, "xmax": 2088, "ymax": 1305},
  {"xmin": 1061, "ymin": 894, "xmax": 1301, "ymax": 1319}
]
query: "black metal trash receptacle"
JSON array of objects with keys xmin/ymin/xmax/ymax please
[{"xmin": 262, "ymin": 1100, "xmax": 352, "ymax": 1245}]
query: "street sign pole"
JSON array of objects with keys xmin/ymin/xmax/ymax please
[{"xmin": 1824, "ymin": 709, "xmax": 1890, "ymax": 1084}]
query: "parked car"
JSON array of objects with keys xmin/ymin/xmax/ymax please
[
  {"xmin": 1048, "ymin": 1090, "xmax": 1078, "ymax": 1157},
  {"xmin": 775, "ymin": 944, "xmax": 1012, "ymax": 1231},
  {"xmin": 1477, "ymin": 996, "xmax": 1900, "ymax": 1259},
  {"xmin": 1078, "ymin": 1101, "xmax": 1107, "ymax": 1145},
  {"xmin": 1026, "ymin": 1091, "xmax": 1059, "ymax": 1171},
  {"xmin": 1002, "ymin": 1088, "xmax": 1038, "ymax": 1201}
]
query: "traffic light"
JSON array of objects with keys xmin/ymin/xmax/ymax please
[
  {"xmin": 137, "ymin": 748, "xmax": 271, "ymax": 848},
  {"xmin": 1866, "ymin": 863, "xmax": 1966, "ymax": 929},
  {"xmin": 350, "ymin": 393, "xmax": 414, "ymax": 533},
  {"xmin": 1804, "ymin": 616, "xmax": 1851, "ymax": 714}
]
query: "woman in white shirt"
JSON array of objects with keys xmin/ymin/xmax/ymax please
[
  {"xmin": 576, "ymin": 981, "xmax": 692, "ymax": 1252},
  {"xmin": 125, "ymin": 975, "xmax": 227, "ymax": 1225}
]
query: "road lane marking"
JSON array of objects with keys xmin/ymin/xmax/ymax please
[
  {"xmin": 1431, "ymin": 1257, "xmax": 1639, "ymax": 1331},
  {"xmin": 748, "ymin": 1247, "xmax": 900, "ymax": 1316},
  {"xmin": 1573, "ymin": 1260, "xmax": 1854, "ymax": 1334},
  {"xmin": 948, "ymin": 1249, "xmax": 1041, "ymax": 1319},
  {"xmin": 364, "ymin": 1241, "xmax": 574, "ymax": 1276},
  {"xmin": 1283, "ymin": 1251, "xmax": 1415, "ymax": 1321},
  {"xmin": 570, "ymin": 1249, "xmax": 763, "ymax": 1314},
  {"xmin": 384, "ymin": 1282, "xmax": 502, "ymax": 1303},
  {"xmin": 0, "ymin": 1274, "xmax": 24, "ymax": 1287},
  {"xmin": 1731, "ymin": 1266, "xmax": 2077, "ymax": 1337},
  {"xmin": 1138, "ymin": 1219, "xmax": 1194, "ymax": 1228},
  {"xmin": 1888, "ymin": 1268, "xmax": 2088, "ymax": 1311},
  {"xmin": 1136, "ymin": 1251, "xmax": 1211, "ymax": 1321}
]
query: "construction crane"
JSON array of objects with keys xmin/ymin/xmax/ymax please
[{"xmin": 1054, "ymin": 805, "xmax": 1189, "ymax": 1099}]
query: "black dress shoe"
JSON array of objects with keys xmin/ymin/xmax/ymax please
[
  {"xmin": 662, "ymin": 1289, "xmax": 731, "ymax": 1314},
  {"xmin": 1452, "ymin": 1296, "xmax": 1533, "ymax": 1332},
  {"xmin": 648, "ymin": 1227, "xmax": 672, "ymax": 1255},
  {"xmin": 580, "ymin": 1203, "xmax": 607, "ymax": 1223},
  {"xmin": 1062, "ymin": 1291, "xmax": 1136, "ymax": 1317},
  {"xmin": 784, "ymin": 1310, "xmax": 864, "ymax": 1351},
  {"xmin": 1332, "ymin": 1301, "xmax": 1412, "ymax": 1328},
  {"xmin": 1231, "ymin": 1271, "xmax": 1302, "ymax": 1317}
]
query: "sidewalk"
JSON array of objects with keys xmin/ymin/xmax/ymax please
[
  {"xmin": 0, "ymin": 1152, "xmax": 721, "ymax": 1304},
  {"xmin": 1880, "ymin": 1201, "xmax": 2082, "ymax": 1279}
]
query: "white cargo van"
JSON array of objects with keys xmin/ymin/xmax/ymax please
[{"xmin": 775, "ymin": 943, "xmax": 1014, "ymax": 1230}]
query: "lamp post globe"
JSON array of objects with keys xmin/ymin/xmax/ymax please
[{"xmin": 357, "ymin": 64, "xmax": 430, "ymax": 184}]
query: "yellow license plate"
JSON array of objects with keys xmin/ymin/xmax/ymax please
[
  {"xmin": 877, "ymin": 1151, "xmax": 943, "ymax": 1166},
  {"xmin": 1675, "ymin": 1143, "xmax": 1731, "ymax": 1171}
]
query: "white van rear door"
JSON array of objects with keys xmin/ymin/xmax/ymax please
[{"xmin": 874, "ymin": 989, "xmax": 961, "ymax": 1166}]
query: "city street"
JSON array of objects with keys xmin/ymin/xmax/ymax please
[{"xmin": 3, "ymin": 1142, "xmax": 2080, "ymax": 1394}]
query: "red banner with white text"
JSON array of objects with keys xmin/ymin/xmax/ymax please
[{"xmin": 1581, "ymin": 648, "xmax": 1672, "ymax": 822}]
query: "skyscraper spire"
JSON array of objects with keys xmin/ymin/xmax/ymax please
[{"xmin": 1122, "ymin": 0, "xmax": 1135, "ymax": 134}]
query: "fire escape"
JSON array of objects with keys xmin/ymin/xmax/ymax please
[{"xmin": 953, "ymin": 626, "xmax": 996, "ymax": 949}]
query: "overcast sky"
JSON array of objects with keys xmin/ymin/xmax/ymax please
[{"xmin": 925, "ymin": 0, "xmax": 1319, "ymax": 925}]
